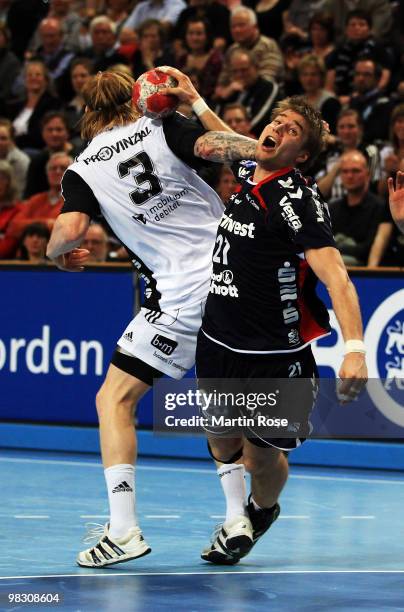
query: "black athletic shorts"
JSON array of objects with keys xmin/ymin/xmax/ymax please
[{"xmin": 195, "ymin": 330, "xmax": 319, "ymax": 451}]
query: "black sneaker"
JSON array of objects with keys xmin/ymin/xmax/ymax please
[{"xmin": 247, "ymin": 495, "xmax": 280, "ymax": 543}]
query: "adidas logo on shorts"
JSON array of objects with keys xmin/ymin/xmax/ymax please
[
  {"xmin": 112, "ymin": 481, "xmax": 133, "ymax": 493},
  {"xmin": 123, "ymin": 331, "xmax": 133, "ymax": 342}
]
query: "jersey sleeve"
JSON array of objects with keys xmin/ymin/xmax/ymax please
[
  {"xmin": 162, "ymin": 112, "xmax": 213, "ymax": 171},
  {"xmin": 290, "ymin": 188, "xmax": 336, "ymax": 251},
  {"xmin": 60, "ymin": 169, "xmax": 101, "ymax": 218}
]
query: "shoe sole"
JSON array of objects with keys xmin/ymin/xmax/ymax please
[
  {"xmin": 201, "ymin": 551, "xmax": 240, "ymax": 565},
  {"xmin": 77, "ymin": 546, "xmax": 151, "ymax": 568},
  {"xmin": 226, "ymin": 534, "xmax": 254, "ymax": 557}
]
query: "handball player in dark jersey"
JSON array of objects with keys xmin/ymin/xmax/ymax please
[{"xmin": 196, "ymin": 96, "xmax": 368, "ymax": 564}]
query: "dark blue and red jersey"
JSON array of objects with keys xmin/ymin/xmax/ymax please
[{"xmin": 201, "ymin": 160, "xmax": 337, "ymax": 353}]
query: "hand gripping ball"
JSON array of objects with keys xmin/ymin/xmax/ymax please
[{"xmin": 132, "ymin": 69, "xmax": 179, "ymax": 119}]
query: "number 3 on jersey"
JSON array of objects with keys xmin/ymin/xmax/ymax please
[
  {"xmin": 213, "ymin": 234, "xmax": 231, "ymax": 265},
  {"xmin": 118, "ymin": 152, "xmax": 162, "ymax": 205}
]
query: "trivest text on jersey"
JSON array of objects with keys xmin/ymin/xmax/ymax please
[{"xmin": 219, "ymin": 212, "xmax": 255, "ymax": 238}]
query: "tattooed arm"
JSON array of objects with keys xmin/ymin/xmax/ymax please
[{"xmin": 194, "ymin": 131, "xmax": 257, "ymax": 163}]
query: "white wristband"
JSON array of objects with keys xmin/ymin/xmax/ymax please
[
  {"xmin": 344, "ymin": 340, "xmax": 366, "ymax": 355},
  {"xmin": 192, "ymin": 98, "xmax": 209, "ymax": 117}
]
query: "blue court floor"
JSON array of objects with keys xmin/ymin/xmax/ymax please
[{"xmin": 1, "ymin": 449, "xmax": 404, "ymax": 611}]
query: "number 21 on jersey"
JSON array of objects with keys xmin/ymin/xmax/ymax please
[{"xmin": 212, "ymin": 234, "xmax": 231, "ymax": 265}]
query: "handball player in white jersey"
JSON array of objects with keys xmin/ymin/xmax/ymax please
[{"xmin": 47, "ymin": 69, "xmax": 257, "ymax": 567}]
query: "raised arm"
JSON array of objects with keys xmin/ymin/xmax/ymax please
[
  {"xmin": 305, "ymin": 246, "xmax": 367, "ymax": 402},
  {"xmin": 159, "ymin": 66, "xmax": 258, "ymax": 163},
  {"xmin": 194, "ymin": 131, "xmax": 257, "ymax": 163},
  {"xmin": 388, "ymin": 170, "xmax": 404, "ymax": 234},
  {"xmin": 160, "ymin": 66, "xmax": 235, "ymax": 133}
]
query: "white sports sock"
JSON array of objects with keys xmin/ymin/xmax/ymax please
[
  {"xmin": 217, "ymin": 463, "xmax": 247, "ymax": 522},
  {"xmin": 105, "ymin": 464, "xmax": 137, "ymax": 539}
]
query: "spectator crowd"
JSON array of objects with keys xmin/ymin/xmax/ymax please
[{"xmin": 0, "ymin": 0, "xmax": 403, "ymax": 267}]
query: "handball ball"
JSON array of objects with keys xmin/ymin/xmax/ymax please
[{"xmin": 133, "ymin": 69, "xmax": 179, "ymax": 119}]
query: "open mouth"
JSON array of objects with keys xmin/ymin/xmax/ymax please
[{"xmin": 263, "ymin": 135, "xmax": 277, "ymax": 149}]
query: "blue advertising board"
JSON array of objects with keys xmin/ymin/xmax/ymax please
[
  {"xmin": 0, "ymin": 266, "xmax": 403, "ymax": 435},
  {"xmin": 314, "ymin": 274, "xmax": 404, "ymax": 434},
  {"xmin": 0, "ymin": 266, "xmax": 137, "ymax": 424}
]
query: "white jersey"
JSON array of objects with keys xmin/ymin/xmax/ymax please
[{"xmin": 68, "ymin": 116, "xmax": 223, "ymax": 312}]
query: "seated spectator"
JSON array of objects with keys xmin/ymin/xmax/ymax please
[
  {"xmin": 0, "ymin": 160, "xmax": 22, "ymax": 259},
  {"xmin": 105, "ymin": 0, "xmax": 133, "ymax": 38},
  {"xmin": 17, "ymin": 221, "xmax": 50, "ymax": 263},
  {"xmin": 28, "ymin": 18, "xmax": 75, "ymax": 100},
  {"xmin": 3, "ymin": 60, "xmax": 61, "ymax": 154},
  {"xmin": 325, "ymin": 10, "xmax": 393, "ymax": 102},
  {"xmin": 63, "ymin": 57, "xmax": 94, "ymax": 141},
  {"xmin": 125, "ymin": 0, "xmax": 187, "ymax": 32},
  {"xmin": 0, "ymin": 24, "xmax": 21, "ymax": 111},
  {"xmin": 81, "ymin": 223, "xmax": 109, "ymax": 262},
  {"xmin": 316, "ymin": 108, "xmax": 381, "ymax": 200},
  {"xmin": 131, "ymin": 19, "xmax": 174, "ymax": 79},
  {"xmin": 45, "ymin": 0, "xmax": 83, "ymax": 52},
  {"xmin": 176, "ymin": 17, "xmax": 223, "ymax": 103},
  {"xmin": 6, "ymin": 0, "xmax": 48, "ymax": 60},
  {"xmin": 323, "ymin": 0, "xmax": 393, "ymax": 44},
  {"xmin": 175, "ymin": 0, "xmax": 231, "ymax": 52},
  {"xmin": 244, "ymin": 0, "xmax": 290, "ymax": 42},
  {"xmin": 298, "ymin": 54, "xmax": 340, "ymax": 134},
  {"xmin": 349, "ymin": 59, "xmax": 393, "ymax": 143},
  {"xmin": 0, "ymin": 119, "xmax": 30, "ymax": 199},
  {"xmin": 283, "ymin": 0, "xmax": 329, "ymax": 40},
  {"xmin": 214, "ymin": 164, "xmax": 238, "ymax": 205},
  {"xmin": 328, "ymin": 150, "xmax": 384, "ymax": 266},
  {"xmin": 24, "ymin": 111, "xmax": 78, "ymax": 199},
  {"xmin": 83, "ymin": 16, "xmax": 129, "ymax": 72},
  {"xmin": 215, "ymin": 6, "xmax": 284, "ymax": 100},
  {"xmin": 279, "ymin": 33, "xmax": 308, "ymax": 97},
  {"xmin": 222, "ymin": 102, "xmax": 254, "ymax": 137},
  {"xmin": 307, "ymin": 12, "xmax": 335, "ymax": 61},
  {"xmin": 7, "ymin": 152, "xmax": 72, "ymax": 240},
  {"xmin": 379, "ymin": 105, "xmax": 404, "ymax": 197},
  {"xmin": 215, "ymin": 48, "xmax": 279, "ymax": 137},
  {"xmin": 119, "ymin": 26, "xmax": 138, "ymax": 53}
]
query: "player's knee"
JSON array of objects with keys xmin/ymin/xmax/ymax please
[
  {"xmin": 95, "ymin": 385, "xmax": 133, "ymax": 420},
  {"xmin": 95, "ymin": 385, "xmax": 109, "ymax": 419},
  {"xmin": 208, "ymin": 438, "xmax": 242, "ymax": 463},
  {"xmin": 243, "ymin": 449, "xmax": 282, "ymax": 475},
  {"xmin": 243, "ymin": 454, "xmax": 261, "ymax": 475}
]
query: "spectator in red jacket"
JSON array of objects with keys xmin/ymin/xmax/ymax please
[{"xmin": 7, "ymin": 152, "xmax": 72, "ymax": 240}]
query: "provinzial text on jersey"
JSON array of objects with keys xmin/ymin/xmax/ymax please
[{"xmin": 82, "ymin": 127, "xmax": 152, "ymax": 164}]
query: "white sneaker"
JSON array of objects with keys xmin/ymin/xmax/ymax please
[
  {"xmin": 77, "ymin": 523, "xmax": 151, "ymax": 568},
  {"xmin": 201, "ymin": 515, "xmax": 253, "ymax": 565}
]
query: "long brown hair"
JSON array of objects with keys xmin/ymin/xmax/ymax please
[{"xmin": 80, "ymin": 71, "xmax": 140, "ymax": 140}]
